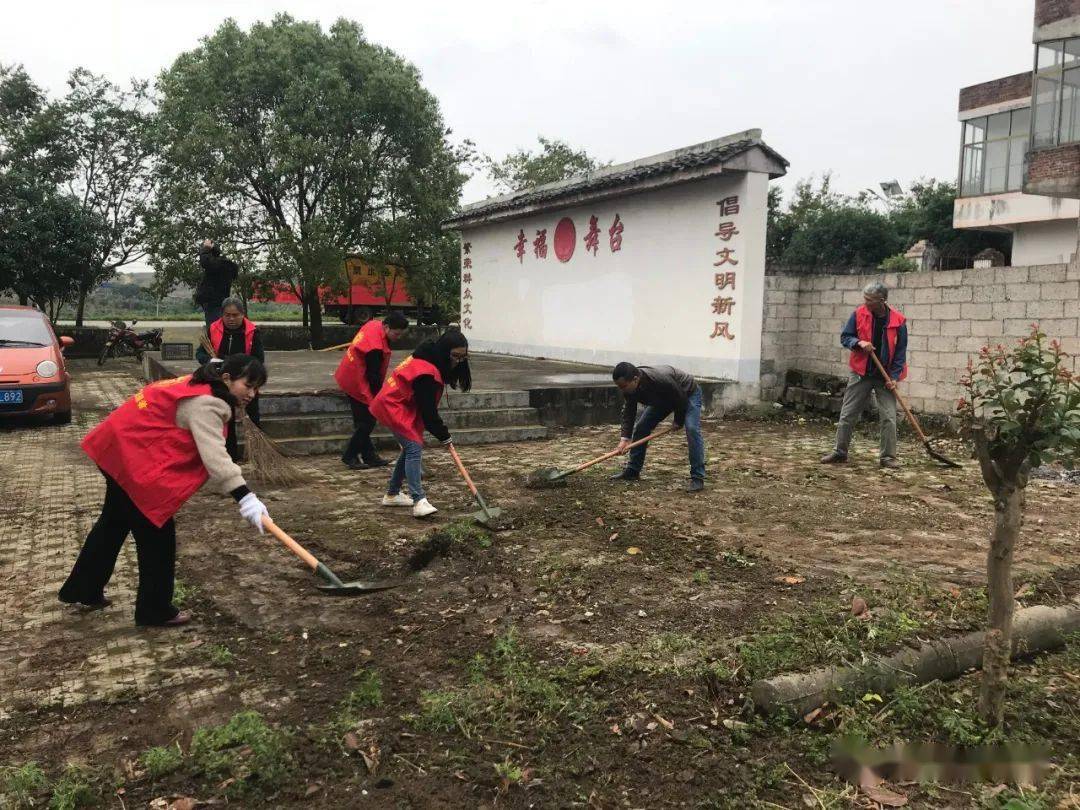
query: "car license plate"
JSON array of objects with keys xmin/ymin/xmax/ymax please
[{"xmin": 0, "ymin": 389, "xmax": 23, "ymax": 404}]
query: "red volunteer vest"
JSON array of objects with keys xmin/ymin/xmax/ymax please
[
  {"xmin": 849, "ymin": 305, "xmax": 908, "ymax": 381},
  {"xmin": 333, "ymin": 320, "xmax": 391, "ymax": 405},
  {"xmin": 208, "ymin": 317, "xmax": 257, "ymax": 356},
  {"xmin": 369, "ymin": 356, "xmax": 443, "ymax": 444},
  {"xmin": 82, "ymin": 376, "xmax": 225, "ymax": 528}
]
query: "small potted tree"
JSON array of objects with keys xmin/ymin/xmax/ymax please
[{"xmin": 957, "ymin": 325, "xmax": 1079, "ymax": 726}]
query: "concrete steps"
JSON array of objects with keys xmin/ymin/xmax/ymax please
[
  {"xmin": 253, "ymin": 388, "xmax": 548, "ymax": 455},
  {"xmin": 268, "ymin": 424, "xmax": 549, "ymax": 457}
]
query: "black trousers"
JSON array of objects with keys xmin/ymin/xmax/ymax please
[
  {"xmin": 343, "ymin": 397, "xmax": 380, "ymax": 463},
  {"xmin": 225, "ymin": 396, "xmax": 260, "ymax": 463},
  {"xmin": 58, "ymin": 472, "xmax": 179, "ymax": 626}
]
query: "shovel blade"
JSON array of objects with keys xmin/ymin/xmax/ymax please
[
  {"xmin": 470, "ymin": 506, "xmax": 504, "ymax": 526},
  {"xmin": 924, "ymin": 441, "xmax": 962, "ymax": 469},
  {"xmin": 316, "ymin": 579, "xmax": 401, "ymax": 596}
]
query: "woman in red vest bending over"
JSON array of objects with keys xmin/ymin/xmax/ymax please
[
  {"xmin": 59, "ymin": 355, "xmax": 272, "ymax": 627},
  {"xmin": 196, "ymin": 297, "xmax": 265, "ymax": 461},
  {"xmin": 334, "ymin": 312, "xmax": 410, "ymax": 470},
  {"xmin": 370, "ymin": 330, "xmax": 471, "ymax": 518}
]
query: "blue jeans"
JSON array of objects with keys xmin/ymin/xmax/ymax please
[
  {"xmin": 626, "ymin": 387, "xmax": 706, "ymax": 481},
  {"xmin": 387, "ymin": 433, "xmax": 425, "ymax": 500}
]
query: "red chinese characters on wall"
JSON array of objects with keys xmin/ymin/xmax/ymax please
[
  {"xmin": 511, "ymin": 214, "xmax": 625, "ymax": 263},
  {"xmin": 514, "ymin": 229, "xmax": 527, "ymax": 264},
  {"xmin": 583, "ymin": 215, "xmax": 600, "ymax": 255},
  {"xmin": 609, "ymin": 214, "xmax": 624, "ymax": 252},
  {"xmin": 710, "ymin": 195, "xmax": 740, "ymax": 342},
  {"xmin": 533, "ymin": 229, "xmax": 548, "ymax": 259}
]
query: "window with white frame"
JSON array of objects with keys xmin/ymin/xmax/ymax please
[
  {"xmin": 959, "ymin": 107, "xmax": 1030, "ymax": 196},
  {"xmin": 1032, "ymin": 38, "xmax": 1080, "ymax": 148}
]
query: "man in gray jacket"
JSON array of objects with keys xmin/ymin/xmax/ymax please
[{"xmin": 609, "ymin": 362, "xmax": 706, "ymax": 492}]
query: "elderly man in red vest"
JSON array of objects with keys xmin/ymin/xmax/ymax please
[{"xmin": 820, "ymin": 281, "xmax": 908, "ymax": 469}]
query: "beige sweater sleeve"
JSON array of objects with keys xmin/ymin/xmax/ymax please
[{"xmin": 175, "ymin": 395, "xmax": 247, "ymax": 494}]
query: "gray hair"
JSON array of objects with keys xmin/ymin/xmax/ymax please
[
  {"xmin": 862, "ymin": 281, "xmax": 889, "ymax": 300},
  {"xmin": 221, "ymin": 295, "xmax": 247, "ymax": 312}
]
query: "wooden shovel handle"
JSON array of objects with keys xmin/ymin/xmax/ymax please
[
  {"xmin": 570, "ymin": 425, "xmax": 675, "ymax": 475},
  {"xmin": 262, "ymin": 515, "xmax": 319, "ymax": 572},
  {"xmin": 447, "ymin": 443, "xmax": 480, "ymax": 497},
  {"xmin": 866, "ymin": 350, "xmax": 929, "ymax": 444}
]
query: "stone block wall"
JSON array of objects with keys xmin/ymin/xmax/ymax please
[{"xmin": 761, "ymin": 264, "xmax": 1080, "ymax": 414}]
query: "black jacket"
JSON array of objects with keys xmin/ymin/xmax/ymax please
[
  {"xmin": 194, "ymin": 246, "xmax": 239, "ymax": 306},
  {"xmin": 619, "ymin": 365, "xmax": 698, "ymax": 438},
  {"xmin": 195, "ymin": 325, "xmax": 264, "ymax": 365}
]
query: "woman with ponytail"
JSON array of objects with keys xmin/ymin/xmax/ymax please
[
  {"xmin": 59, "ymin": 356, "xmax": 272, "ymax": 627},
  {"xmin": 369, "ymin": 329, "xmax": 471, "ymax": 518}
]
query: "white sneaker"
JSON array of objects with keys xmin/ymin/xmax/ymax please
[
  {"xmin": 412, "ymin": 498, "xmax": 438, "ymax": 518},
  {"xmin": 381, "ymin": 493, "xmax": 414, "ymax": 507}
]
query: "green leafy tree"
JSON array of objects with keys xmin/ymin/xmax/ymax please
[
  {"xmin": 485, "ymin": 136, "xmax": 607, "ymax": 192},
  {"xmin": 783, "ymin": 203, "xmax": 902, "ymax": 267},
  {"xmin": 149, "ymin": 15, "xmax": 466, "ymax": 342},
  {"xmin": 58, "ymin": 69, "xmax": 155, "ymax": 326},
  {"xmin": 957, "ymin": 327, "xmax": 1080, "ymax": 726},
  {"xmin": 891, "ymin": 179, "xmax": 1009, "ymax": 264}
]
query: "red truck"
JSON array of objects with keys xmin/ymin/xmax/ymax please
[{"xmin": 265, "ymin": 257, "xmax": 443, "ymax": 325}]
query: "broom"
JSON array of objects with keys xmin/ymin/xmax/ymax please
[{"xmin": 199, "ymin": 334, "xmax": 307, "ymax": 487}]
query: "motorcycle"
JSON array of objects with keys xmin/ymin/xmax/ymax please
[{"xmin": 97, "ymin": 320, "xmax": 163, "ymax": 366}]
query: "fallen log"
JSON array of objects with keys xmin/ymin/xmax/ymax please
[{"xmin": 751, "ymin": 605, "xmax": 1080, "ymax": 717}]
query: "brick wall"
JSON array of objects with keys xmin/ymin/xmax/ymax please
[
  {"xmin": 958, "ymin": 73, "xmax": 1032, "ymax": 113},
  {"xmin": 760, "ymin": 264, "xmax": 1080, "ymax": 415},
  {"xmin": 1025, "ymin": 144, "xmax": 1080, "ymax": 197},
  {"xmin": 1036, "ymin": 0, "xmax": 1080, "ymax": 27}
]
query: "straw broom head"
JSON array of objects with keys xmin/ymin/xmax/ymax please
[{"xmin": 199, "ymin": 333, "xmax": 307, "ymax": 487}]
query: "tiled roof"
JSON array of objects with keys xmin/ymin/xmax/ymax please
[{"xmin": 444, "ymin": 129, "xmax": 787, "ymax": 228}]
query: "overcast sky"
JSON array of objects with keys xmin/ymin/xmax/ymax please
[{"xmin": 2, "ymin": 0, "xmax": 1036, "ymax": 207}]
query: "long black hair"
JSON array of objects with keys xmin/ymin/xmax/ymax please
[
  {"xmin": 413, "ymin": 329, "xmax": 471, "ymax": 391},
  {"xmin": 191, "ymin": 355, "xmax": 268, "ymax": 405}
]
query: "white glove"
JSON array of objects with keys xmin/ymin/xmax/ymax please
[{"xmin": 238, "ymin": 493, "xmax": 269, "ymax": 533}]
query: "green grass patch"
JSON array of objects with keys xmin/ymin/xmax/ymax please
[
  {"xmin": 737, "ymin": 578, "xmax": 989, "ymax": 681},
  {"xmin": 140, "ymin": 744, "xmax": 183, "ymax": 779},
  {"xmin": 189, "ymin": 711, "xmax": 291, "ymax": 798},
  {"xmin": 206, "ymin": 645, "xmax": 234, "ymax": 667},
  {"xmin": 1, "ymin": 762, "xmax": 48, "ymax": 807},
  {"xmin": 330, "ymin": 668, "xmax": 384, "ymax": 732},
  {"xmin": 409, "ymin": 629, "xmax": 597, "ymax": 741},
  {"xmin": 173, "ymin": 580, "xmax": 199, "ymax": 607},
  {"xmin": 48, "ymin": 766, "xmax": 95, "ymax": 810}
]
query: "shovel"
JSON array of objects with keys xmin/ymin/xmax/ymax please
[
  {"xmin": 262, "ymin": 516, "xmax": 400, "ymax": 595},
  {"xmin": 526, "ymin": 426, "xmax": 675, "ymax": 488},
  {"xmin": 447, "ymin": 443, "xmax": 504, "ymax": 527},
  {"xmin": 867, "ymin": 351, "xmax": 961, "ymax": 469}
]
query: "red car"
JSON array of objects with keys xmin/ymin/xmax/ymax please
[{"xmin": 0, "ymin": 306, "xmax": 75, "ymax": 424}]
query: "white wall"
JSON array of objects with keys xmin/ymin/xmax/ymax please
[
  {"xmin": 458, "ymin": 172, "xmax": 769, "ymax": 386},
  {"xmin": 952, "ymin": 191, "xmax": 1079, "ymax": 229},
  {"xmin": 1012, "ymin": 219, "xmax": 1079, "ymax": 265}
]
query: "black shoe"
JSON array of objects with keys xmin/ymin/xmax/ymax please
[
  {"xmin": 687, "ymin": 479, "xmax": 704, "ymax": 493},
  {"xmin": 363, "ymin": 457, "xmax": 391, "ymax": 468},
  {"xmin": 342, "ymin": 457, "xmax": 370, "ymax": 470},
  {"xmin": 610, "ymin": 469, "xmax": 640, "ymax": 481}
]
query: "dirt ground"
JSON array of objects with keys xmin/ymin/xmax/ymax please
[{"xmin": 1, "ymin": 361, "xmax": 1077, "ymax": 809}]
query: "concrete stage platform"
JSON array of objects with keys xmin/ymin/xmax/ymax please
[{"xmin": 146, "ymin": 350, "xmax": 731, "ymax": 454}]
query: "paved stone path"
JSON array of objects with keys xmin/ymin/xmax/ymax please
[{"xmin": 0, "ymin": 361, "xmax": 224, "ymax": 718}]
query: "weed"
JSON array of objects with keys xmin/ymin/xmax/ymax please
[
  {"xmin": 48, "ymin": 766, "xmax": 95, "ymax": 810},
  {"xmin": 719, "ymin": 550, "xmax": 755, "ymax": 569},
  {"xmin": 1, "ymin": 762, "xmax": 48, "ymax": 806},
  {"xmin": 332, "ymin": 669, "xmax": 384, "ymax": 731},
  {"xmin": 141, "ymin": 744, "xmax": 183, "ymax": 779},
  {"xmin": 692, "ymin": 569, "xmax": 710, "ymax": 584},
  {"xmin": 612, "ymin": 632, "xmax": 728, "ymax": 678},
  {"xmin": 444, "ymin": 520, "xmax": 490, "ymax": 548},
  {"xmin": 173, "ymin": 580, "xmax": 199, "ymax": 607},
  {"xmin": 207, "ymin": 645, "xmax": 234, "ymax": 667},
  {"xmin": 189, "ymin": 711, "xmax": 291, "ymax": 797}
]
